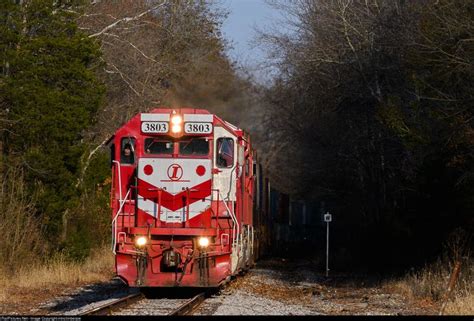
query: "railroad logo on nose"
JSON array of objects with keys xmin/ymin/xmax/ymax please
[{"xmin": 167, "ymin": 164, "xmax": 183, "ymax": 181}]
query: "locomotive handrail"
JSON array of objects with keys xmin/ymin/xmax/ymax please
[
  {"xmin": 112, "ymin": 187, "xmax": 132, "ymax": 254},
  {"xmin": 250, "ymin": 225, "xmax": 254, "ymax": 257},
  {"xmin": 219, "ymin": 191, "xmax": 239, "ymax": 249},
  {"xmin": 145, "ymin": 187, "xmax": 164, "ymax": 225},
  {"xmin": 225, "ymin": 164, "xmax": 240, "ymax": 201},
  {"xmin": 112, "ymin": 160, "xmax": 123, "ymax": 201}
]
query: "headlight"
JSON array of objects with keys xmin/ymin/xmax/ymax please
[
  {"xmin": 171, "ymin": 124, "xmax": 182, "ymax": 133},
  {"xmin": 171, "ymin": 115, "xmax": 183, "ymax": 125},
  {"xmin": 135, "ymin": 236, "xmax": 147, "ymax": 248},
  {"xmin": 198, "ymin": 237, "xmax": 210, "ymax": 248}
]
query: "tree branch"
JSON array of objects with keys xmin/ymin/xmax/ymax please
[
  {"xmin": 88, "ymin": 1, "xmax": 167, "ymax": 38},
  {"xmin": 75, "ymin": 136, "xmax": 111, "ymax": 188}
]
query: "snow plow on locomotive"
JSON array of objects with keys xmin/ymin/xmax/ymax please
[{"xmin": 109, "ymin": 108, "xmax": 259, "ymax": 287}]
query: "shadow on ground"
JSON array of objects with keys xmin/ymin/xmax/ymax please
[
  {"xmin": 46, "ymin": 278, "xmax": 218, "ymax": 313},
  {"xmin": 46, "ymin": 278, "xmax": 135, "ymax": 313},
  {"xmin": 256, "ymin": 257, "xmax": 387, "ymax": 289}
]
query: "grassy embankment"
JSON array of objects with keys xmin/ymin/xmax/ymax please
[
  {"xmin": 0, "ymin": 247, "xmax": 114, "ymax": 306},
  {"xmin": 386, "ymin": 258, "xmax": 473, "ymax": 315},
  {"xmin": 0, "ymin": 169, "xmax": 114, "ymax": 309}
]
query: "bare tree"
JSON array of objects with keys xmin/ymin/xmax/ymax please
[{"xmin": 76, "ymin": 0, "xmax": 248, "ymax": 183}]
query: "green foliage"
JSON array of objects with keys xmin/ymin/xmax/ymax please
[
  {"xmin": 0, "ymin": 0, "xmax": 105, "ymax": 246},
  {"xmin": 48, "ymin": 149, "xmax": 110, "ymax": 261}
]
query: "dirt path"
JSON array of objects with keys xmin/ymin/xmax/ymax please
[{"xmin": 195, "ymin": 258, "xmax": 439, "ymax": 315}]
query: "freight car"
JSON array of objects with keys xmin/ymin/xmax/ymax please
[{"xmin": 109, "ymin": 108, "xmax": 260, "ymax": 287}]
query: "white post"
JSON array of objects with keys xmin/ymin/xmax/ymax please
[
  {"xmin": 324, "ymin": 212, "xmax": 332, "ymax": 277},
  {"xmin": 326, "ymin": 220, "xmax": 329, "ymax": 277}
]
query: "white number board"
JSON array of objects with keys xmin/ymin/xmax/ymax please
[
  {"xmin": 141, "ymin": 121, "xmax": 169, "ymax": 133},
  {"xmin": 184, "ymin": 122, "xmax": 213, "ymax": 134}
]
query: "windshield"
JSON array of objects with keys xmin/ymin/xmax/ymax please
[
  {"xmin": 179, "ymin": 138, "xmax": 209, "ymax": 156},
  {"xmin": 144, "ymin": 138, "xmax": 173, "ymax": 154}
]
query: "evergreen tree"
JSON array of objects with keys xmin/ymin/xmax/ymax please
[{"xmin": 0, "ymin": 0, "xmax": 105, "ymax": 250}]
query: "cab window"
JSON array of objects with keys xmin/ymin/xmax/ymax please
[
  {"xmin": 144, "ymin": 138, "xmax": 173, "ymax": 154},
  {"xmin": 216, "ymin": 138, "xmax": 234, "ymax": 168},
  {"xmin": 121, "ymin": 137, "xmax": 136, "ymax": 164},
  {"xmin": 179, "ymin": 138, "xmax": 209, "ymax": 156}
]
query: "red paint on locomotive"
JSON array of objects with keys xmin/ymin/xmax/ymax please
[{"xmin": 109, "ymin": 108, "xmax": 257, "ymax": 287}]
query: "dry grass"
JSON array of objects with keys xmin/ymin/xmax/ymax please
[
  {"xmin": 386, "ymin": 258, "xmax": 473, "ymax": 315},
  {"xmin": 444, "ymin": 293, "xmax": 474, "ymax": 315},
  {"xmin": 0, "ymin": 168, "xmax": 115, "ymax": 314},
  {"xmin": 0, "ymin": 246, "xmax": 114, "ymax": 291},
  {"xmin": 14, "ymin": 246, "xmax": 114, "ymax": 288},
  {"xmin": 0, "ymin": 246, "xmax": 114, "ymax": 313},
  {"xmin": 0, "ymin": 167, "xmax": 45, "ymax": 271}
]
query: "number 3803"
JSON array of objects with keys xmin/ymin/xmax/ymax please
[
  {"xmin": 141, "ymin": 122, "xmax": 168, "ymax": 133},
  {"xmin": 185, "ymin": 123, "xmax": 212, "ymax": 133}
]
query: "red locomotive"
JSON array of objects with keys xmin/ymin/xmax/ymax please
[{"xmin": 109, "ymin": 108, "xmax": 258, "ymax": 287}]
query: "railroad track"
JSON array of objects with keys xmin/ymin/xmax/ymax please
[
  {"xmin": 168, "ymin": 292, "xmax": 206, "ymax": 316},
  {"xmin": 79, "ymin": 291, "xmax": 206, "ymax": 316}
]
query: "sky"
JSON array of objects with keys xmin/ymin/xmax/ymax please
[{"xmin": 217, "ymin": 0, "xmax": 285, "ymax": 84}]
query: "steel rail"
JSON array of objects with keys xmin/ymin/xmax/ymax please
[
  {"xmin": 79, "ymin": 292, "xmax": 144, "ymax": 316},
  {"xmin": 167, "ymin": 292, "xmax": 206, "ymax": 316}
]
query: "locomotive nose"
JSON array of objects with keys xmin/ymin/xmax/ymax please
[{"xmin": 137, "ymin": 158, "xmax": 212, "ymax": 223}]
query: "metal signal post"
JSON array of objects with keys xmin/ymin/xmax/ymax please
[{"xmin": 324, "ymin": 212, "xmax": 332, "ymax": 277}]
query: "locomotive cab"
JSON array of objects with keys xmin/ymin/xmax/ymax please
[{"xmin": 110, "ymin": 108, "xmax": 256, "ymax": 287}]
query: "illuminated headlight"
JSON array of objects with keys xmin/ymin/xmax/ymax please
[
  {"xmin": 171, "ymin": 115, "xmax": 182, "ymax": 125},
  {"xmin": 135, "ymin": 236, "xmax": 147, "ymax": 248},
  {"xmin": 171, "ymin": 124, "xmax": 182, "ymax": 133},
  {"xmin": 198, "ymin": 237, "xmax": 210, "ymax": 248}
]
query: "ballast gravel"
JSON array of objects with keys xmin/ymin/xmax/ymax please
[
  {"xmin": 194, "ymin": 259, "xmax": 437, "ymax": 315},
  {"xmin": 195, "ymin": 290, "xmax": 318, "ymax": 315},
  {"xmin": 39, "ymin": 278, "xmax": 138, "ymax": 315}
]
